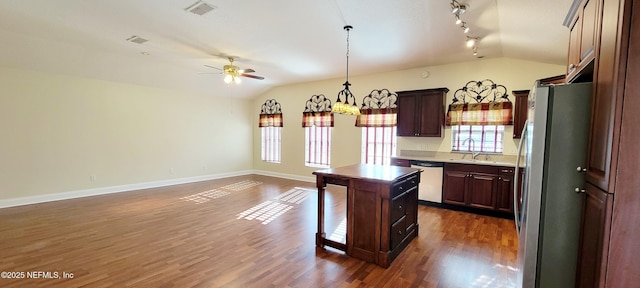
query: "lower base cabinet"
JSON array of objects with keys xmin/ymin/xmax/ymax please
[
  {"xmin": 443, "ymin": 163, "xmax": 520, "ymax": 214},
  {"xmin": 576, "ymin": 183, "xmax": 612, "ymax": 288}
]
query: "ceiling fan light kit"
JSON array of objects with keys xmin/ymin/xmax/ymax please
[
  {"xmin": 205, "ymin": 57, "xmax": 264, "ymax": 85},
  {"xmin": 332, "ymin": 25, "xmax": 360, "ymax": 116}
]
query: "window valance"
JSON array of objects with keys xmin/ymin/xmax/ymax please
[
  {"xmin": 355, "ymin": 89, "xmax": 398, "ymax": 127},
  {"xmin": 301, "ymin": 94, "xmax": 334, "ymax": 127},
  {"xmin": 259, "ymin": 99, "xmax": 284, "ymax": 127},
  {"xmin": 445, "ymin": 79, "xmax": 513, "ymax": 126},
  {"xmin": 445, "ymin": 102, "xmax": 513, "ymax": 125}
]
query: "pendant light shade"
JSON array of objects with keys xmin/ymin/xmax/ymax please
[{"xmin": 332, "ymin": 25, "xmax": 360, "ymax": 116}]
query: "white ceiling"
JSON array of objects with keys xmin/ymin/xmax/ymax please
[{"xmin": 0, "ymin": 0, "xmax": 573, "ymax": 99}]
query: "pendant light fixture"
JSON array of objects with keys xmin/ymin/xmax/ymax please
[{"xmin": 332, "ymin": 25, "xmax": 360, "ymax": 116}]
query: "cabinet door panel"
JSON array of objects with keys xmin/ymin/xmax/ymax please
[
  {"xmin": 418, "ymin": 92, "xmax": 443, "ymax": 137},
  {"xmin": 468, "ymin": 173, "xmax": 497, "ymax": 210},
  {"xmin": 390, "ymin": 216, "xmax": 407, "ymax": 250},
  {"xmin": 568, "ymin": 12, "xmax": 582, "ymax": 76},
  {"xmin": 580, "ymin": 0, "xmax": 599, "ymax": 64},
  {"xmin": 443, "ymin": 170, "xmax": 467, "ymax": 205},
  {"xmin": 512, "ymin": 90, "xmax": 529, "ymax": 139},
  {"xmin": 496, "ymin": 173, "xmax": 514, "ymax": 213},
  {"xmin": 576, "ymin": 183, "xmax": 610, "ymax": 288},
  {"xmin": 404, "ymin": 188, "xmax": 418, "ymax": 233},
  {"xmin": 396, "ymin": 94, "xmax": 417, "ymax": 136}
]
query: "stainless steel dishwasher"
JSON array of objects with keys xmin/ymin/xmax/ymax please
[{"xmin": 410, "ymin": 160, "xmax": 444, "ymax": 203}]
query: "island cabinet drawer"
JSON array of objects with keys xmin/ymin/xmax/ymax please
[
  {"xmin": 391, "ymin": 175, "xmax": 419, "ymax": 198},
  {"xmin": 390, "ymin": 215, "xmax": 407, "ymax": 249},
  {"xmin": 390, "ymin": 193, "xmax": 407, "ymax": 223}
]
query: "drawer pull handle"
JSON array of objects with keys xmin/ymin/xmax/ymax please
[
  {"xmin": 575, "ymin": 187, "xmax": 586, "ymax": 193},
  {"xmin": 397, "ymin": 230, "xmax": 403, "ymax": 235},
  {"xmin": 398, "ymin": 205, "xmax": 403, "ymax": 211}
]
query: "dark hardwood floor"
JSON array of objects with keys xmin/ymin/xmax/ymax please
[{"xmin": 0, "ymin": 175, "xmax": 517, "ymax": 287}]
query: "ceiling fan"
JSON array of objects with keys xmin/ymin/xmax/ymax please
[{"xmin": 204, "ymin": 57, "xmax": 264, "ymax": 84}]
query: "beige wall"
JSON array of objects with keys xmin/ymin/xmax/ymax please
[
  {"xmin": 252, "ymin": 57, "xmax": 565, "ymax": 179},
  {"xmin": 0, "ymin": 67, "xmax": 253, "ymax": 201},
  {"xmin": 0, "ymin": 57, "xmax": 564, "ymax": 203}
]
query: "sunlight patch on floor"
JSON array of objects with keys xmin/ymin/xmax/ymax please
[
  {"xmin": 328, "ymin": 218, "xmax": 347, "ymax": 243},
  {"xmin": 274, "ymin": 187, "xmax": 313, "ymax": 204},
  {"xmin": 236, "ymin": 187, "xmax": 314, "ymax": 225},
  {"xmin": 221, "ymin": 180, "xmax": 263, "ymax": 191},
  {"xmin": 237, "ymin": 200, "xmax": 293, "ymax": 224},
  {"xmin": 181, "ymin": 189, "xmax": 231, "ymax": 204}
]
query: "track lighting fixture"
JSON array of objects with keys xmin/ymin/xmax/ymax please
[
  {"xmin": 451, "ymin": 0, "xmax": 467, "ymax": 15},
  {"xmin": 450, "ymin": 0, "xmax": 480, "ymax": 57},
  {"xmin": 461, "ymin": 23, "xmax": 469, "ymax": 33},
  {"xmin": 466, "ymin": 36, "xmax": 479, "ymax": 48}
]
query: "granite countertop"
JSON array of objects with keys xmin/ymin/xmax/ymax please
[{"xmin": 394, "ymin": 150, "xmax": 524, "ymax": 168}]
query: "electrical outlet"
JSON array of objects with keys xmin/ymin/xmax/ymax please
[
  {"xmin": 90, "ymin": 175, "xmax": 97, "ymax": 182},
  {"xmin": 421, "ymin": 144, "xmax": 428, "ymax": 150},
  {"xmin": 169, "ymin": 168, "xmax": 175, "ymax": 174}
]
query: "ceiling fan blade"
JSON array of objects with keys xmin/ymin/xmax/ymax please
[
  {"xmin": 239, "ymin": 68, "xmax": 255, "ymax": 73},
  {"xmin": 240, "ymin": 73, "xmax": 264, "ymax": 80},
  {"xmin": 204, "ymin": 64, "xmax": 222, "ymax": 70}
]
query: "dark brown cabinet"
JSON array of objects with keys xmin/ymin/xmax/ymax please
[
  {"xmin": 566, "ymin": 0, "xmax": 602, "ymax": 81},
  {"xmin": 566, "ymin": 0, "xmax": 639, "ymax": 286},
  {"xmin": 443, "ymin": 163, "xmax": 499, "ymax": 211},
  {"xmin": 443, "ymin": 163, "xmax": 522, "ymax": 214},
  {"xmin": 314, "ymin": 165, "xmax": 420, "ymax": 268},
  {"xmin": 396, "ymin": 88, "xmax": 448, "ymax": 137},
  {"xmin": 583, "ymin": 0, "xmax": 623, "ymax": 193},
  {"xmin": 576, "ymin": 183, "xmax": 612, "ymax": 288},
  {"xmin": 496, "ymin": 167, "xmax": 516, "ymax": 213},
  {"xmin": 512, "ymin": 90, "xmax": 529, "ymax": 139}
]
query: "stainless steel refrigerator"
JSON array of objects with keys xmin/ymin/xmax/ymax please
[{"xmin": 514, "ymin": 81, "xmax": 592, "ymax": 288}]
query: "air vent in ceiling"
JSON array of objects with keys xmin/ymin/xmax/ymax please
[
  {"xmin": 184, "ymin": 1, "xmax": 216, "ymax": 16},
  {"xmin": 126, "ymin": 35, "xmax": 148, "ymax": 44}
]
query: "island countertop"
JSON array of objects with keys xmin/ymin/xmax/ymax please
[{"xmin": 312, "ymin": 163, "xmax": 421, "ymax": 184}]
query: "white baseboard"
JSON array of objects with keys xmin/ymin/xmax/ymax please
[
  {"xmin": 252, "ymin": 170, "xmax": 315, "ymax": 183},
  {"xmin": 0, "ymin": 170, "xmax": 253, "ymax": 209}
]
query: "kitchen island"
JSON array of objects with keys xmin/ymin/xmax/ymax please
[{"xmin": 313, "ymin": 164, "xmax": 421, "ymax": 267}]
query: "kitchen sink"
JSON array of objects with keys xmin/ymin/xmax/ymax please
[{"xmin": 448, "ymin": 158, "xmax": 514, "ymax": 166}]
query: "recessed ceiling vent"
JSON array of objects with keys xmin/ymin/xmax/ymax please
[
  {"xmin": 126, "ymin": 35, "xmax": 148, "ymax": 44},
  {"xmin": 184, "ymin": 1, "xmax": 216, "ymax": 16}
]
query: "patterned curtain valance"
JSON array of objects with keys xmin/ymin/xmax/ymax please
[
  {"xmin": 355, "ymin": 89, "xmax": 398, "ymax": 127},
  {"xmin": 259, "ymin": 99, "xmax": 283, "ymax": 127},
  {"xmin": 446, "ymin": 79, "xmax": 513, "ymax": 126},
  {"xmin": 302, "ymin": 94, "xmax": 334, "ymax": 127},
  {"xmin": 446, "ymin": 102, "xmax": 513, "ymax": 125}
]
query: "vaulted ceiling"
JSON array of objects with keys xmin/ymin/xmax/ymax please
[{"xmin": 0, "ymin": 0, "xmax": 572, "ymax": 99}]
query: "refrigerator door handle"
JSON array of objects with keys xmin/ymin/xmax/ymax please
[{"xmin": 514, "ymin": 120, "xmax": 528, "ymax": 236}]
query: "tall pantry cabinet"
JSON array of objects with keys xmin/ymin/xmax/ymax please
[{"xmin": 566, "ymin": 0, "xmax": 639, "ymax": 287}]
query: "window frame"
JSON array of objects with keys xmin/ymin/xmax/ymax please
[
  {"xmin": 304, "ymin": 125, "xmax": 331, "ymax": 168},
  {"xmin": 361, "ymin": 126, "xmax": 397, "ymax": 165},
  {"xmin": 451, "ymin": 124, "xmax": 505, "ymax": 154},
  {"xmin": 261, "ymin": 126, "xmax": 282, "ymax": 163}
]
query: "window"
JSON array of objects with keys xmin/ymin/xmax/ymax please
[
  {"xmin": 361, "ymin": 126, "xmax": 397, "ymax": 165},
  {"xmin": 451, "ymin": 125, "xmax": 504, "ymax": 153},
  {"xmin": 261, "ymin": 126, "xmax": 281, "ymax": 163},
  {"xmin": 305, "ymin": 126, "xmax": 331, "ymax": 167}
]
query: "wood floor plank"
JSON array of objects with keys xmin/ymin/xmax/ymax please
[{"xmin": 0, "ymin": 175, "xmax": 517, "ymax": 287}]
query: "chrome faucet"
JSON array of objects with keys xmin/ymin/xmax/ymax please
[{"xmin": 461, "ymin": 138, "xmax": 481, "ymax": 159}]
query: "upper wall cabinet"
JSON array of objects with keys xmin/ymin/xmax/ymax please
[
  {"xmin": 512, "ymin": 90, "xmax": 530, "ymax": 139},
  {"xmin": 396, "ymin": 88, "xmax": 448, "ymax": 137},
  {"xmin": 566, "ymin": 0, "xmax": 603, "ymax": 82}
]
